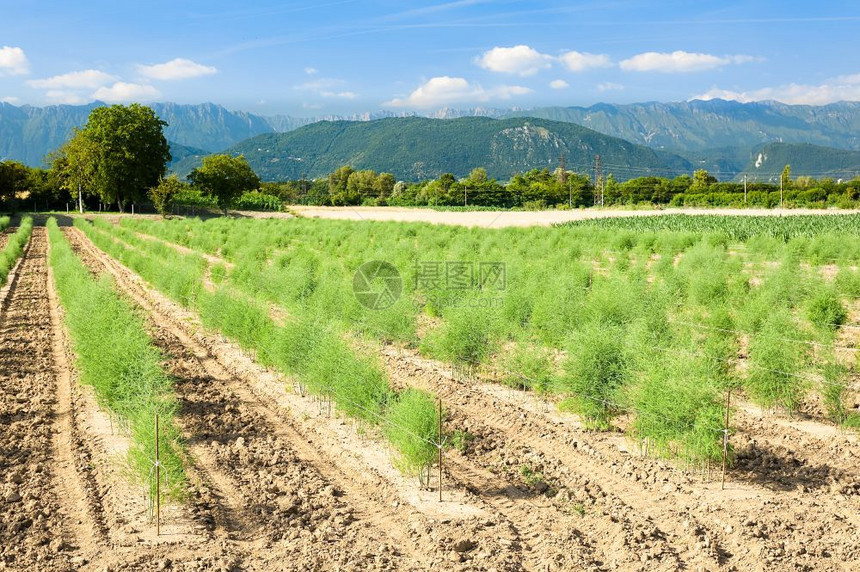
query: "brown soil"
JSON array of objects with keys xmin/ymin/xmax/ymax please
[{"xmin": 0, "ymin": 229, "xmax": 89, "ymax": 569}]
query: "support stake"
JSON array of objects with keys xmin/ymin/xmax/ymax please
[
  {"xmin": 721, "ymin": 390, "xmax": 731, "ymax": 490},
  {"xmin": 438, "ymin": 397, "xmax": 443, "ymax": 502},
  {"xmin": 155, "ymin": 412, "xmax": 161, "ymax": 536}
]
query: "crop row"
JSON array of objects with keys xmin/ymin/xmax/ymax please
[
  {"xmin": 0, "ymin": 217, "xmax": 33, "ymax": 287},
  {"xmin": 47, "ymin": 218, "xmax": 185, "ymax": 495},
  {"xmin": 560, "ymin": 213, "xmax": 860, "ymax": 250},
  {"xmin": 75, "ymin": 218, "xmax": 442, "ymax": 479},
  {"xmin": 119, "ymin": 215, "xmax": 860, "ymax": 468}
]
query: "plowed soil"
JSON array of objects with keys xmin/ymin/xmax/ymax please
[{"xmin": 2, "ymin": 221, "xmax": 858, "ymax": 571}]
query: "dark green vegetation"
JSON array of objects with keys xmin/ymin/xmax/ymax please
[
  {"xmin": 47, "ymin": 218, "xmax": 185, "ymax": 496},
  {"xmin": 262, "ymin": 165, "xmax": 860, "ymax": 209},
  {"xmin": 115, "ymin": 214, "xmax": 860, "ymax": 468},
  {"xmin": 211, "ymin": 116, "xmax": 691, "ymax": 181},
  {"xmin": 0, "ymin": 216, "xmax": 33, "ymax": 286},
  {"xmin": 73, "ymin": 218, "xmax": 442, "ymax": 482},
  {"xmin": 187, "ymin": 154, "xmax": 261, "ymax": 214}
]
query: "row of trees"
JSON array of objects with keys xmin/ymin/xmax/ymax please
[
  {"xmin": 1, "ymin": 104, "xmax": 262, "ymax": 216},
  {"xmin": 259, "ymin": 165, "xmax": 860, "ymax": 209}
]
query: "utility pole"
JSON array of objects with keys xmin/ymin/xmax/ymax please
[
  {"xmin": 464, "ymin": 185, "xmax": 468, "ymax": 207},
  {"xmin": 568, "ymin": 180, "xmax": 572, "ymax": 209},
  {"xmin": 743, "ymin": 174, "xmax": 747, "ymax": 205}
]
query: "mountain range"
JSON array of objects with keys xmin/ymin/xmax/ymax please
[{"xmin": 2, "ymin": 99, "xmax": 860, "ymax": 181}]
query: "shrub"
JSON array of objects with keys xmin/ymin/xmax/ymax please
[
  {"xmin": 746, "ymin": 311, "xmax": 807, "ymax": 413},
  {"xmin": 805, "ymin": 287, "xmax": 847, "ymax": 331},
  {"xmin": 556, "ymin": 323, "xmax": 631, "ymax": 430},
  {"xmin": 630, "ymin": 354, "xmax": 726, "ymax": 466},
  {"xmin": 384, "ymin": 389, "xmax": 440, "ymax": 486}
]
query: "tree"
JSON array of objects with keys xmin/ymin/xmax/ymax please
[
  {"xmin": 690, "ymin": 169, "xmax": 717, "ymax": 193},
  {"xmin": 188, "ymin": 154, "xmax": 260, "ymax": 214},
  {"xmin": 781, "ymin": 164, "xmax": 792, "ymax": 190},
  {"xmin": 51, "ymin": 129, "xmax": 98, "ymax": 213},
  {"xmin": 0, "ymin": 160, "xmax": 30, "ymax": 205},
  {"xmin": 66, "ymin": 104, "xmax": 171, "ymax": 212},
  {"xmin": 149, "ymin": 175, "xmax": 188, "ymax": 217}
]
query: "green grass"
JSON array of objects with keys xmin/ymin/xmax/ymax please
[{"xmin": 47, "ymin": 218, "xmax": 185, "ymax": 497}]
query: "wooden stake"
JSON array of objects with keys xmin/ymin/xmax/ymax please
[
  {"xmin": 721, "ymin": 390, "xmax": 731, "ymax": 491},
  {"xmin": 438, "ymin": 398, "xmax": 443, "ymax": 502},
  {"xmin": 155, "ymin": 412, "xmax": 161, "ymax": 536}
]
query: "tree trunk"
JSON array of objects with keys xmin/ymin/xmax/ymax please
[{"xmin": 78, "ymin": 184, "xmax": 83, "ymax": 214}]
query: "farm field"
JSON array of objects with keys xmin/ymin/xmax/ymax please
[
  {"xmin": 0, "ymin": 213, "xmax": 859, "ymax": 571},
  {"xmin": 288, "ymin": 205, "xmax": 860, "ymax": 228}
]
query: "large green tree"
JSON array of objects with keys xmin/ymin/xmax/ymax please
[
  {"xmin": 0, "ymin": 160, "xmax": 30, "ymax": 205},
  {"xmin": 59, "ymin": 104, "xmax": 170, "ymax": 212},
  {"xmin": 188, "ymin": 154, "xmax": 260, "ymax": 214}
]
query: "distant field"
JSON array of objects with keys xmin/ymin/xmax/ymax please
[{"xmin": 290, "ymin": 205, "xmax": 860, "ymax": 227}]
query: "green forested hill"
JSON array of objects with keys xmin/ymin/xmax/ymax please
[{"xmin": 211, "ymin": 116, "xmax": 691, "ymax": 181}]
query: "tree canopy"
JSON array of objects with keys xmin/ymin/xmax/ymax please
[
  {"xmin": 55, "ymin": 104, "xmax": 171, "ymax": 212},
  {"xmin": 188, "ymin": 154, "xmax": 261, "ymax": 213}
]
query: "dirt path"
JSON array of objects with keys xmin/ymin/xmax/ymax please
[{"xmin": 0, "ymin": 229, "xmax": 90, "ymax": 569}]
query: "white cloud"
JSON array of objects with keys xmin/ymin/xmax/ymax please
[
  {"xmin": 28, "ymin": 69, "xmax": 116, "ymax": 89},
  {"xmin": 0, "ymin": 46, "xmax": 29, "ymax": 76},
  {"xmin": 558, "ymin": 51, "xmax": 612, "ymax": 72},
  {"xmin": 45, "ymin": 90, "xmax": 89, "ymax": 105},
  {"xmin": 549, "ymin": 79, "xmax": 569, "ymax": 89},
  {"xmin": 92, "ymin": 82, "xmax": 161, "ymax": 103},
  {"xmin": 1, "ymin": 96, "xmax": 21, "ymax": 104},
  {"xmin": 693, "ymin": 75, "xmax": 860, "ymax": 105},
  {"xmin": 304, "ymin": 67, "xmax": 318, "ymax": 75},
  {"xmin": 295, "ymin": 78, "xmax": 343, "ymax": 91},
  {"xmin": 619, "ymin": 51, "xmax": 755, "ymax": 73},
  {"xmin": 597, "ymin": 82, "xmax": 624, "ymax": 92},
  {"xmin": 137, "ymin": 58, "xmax": 216, "ymax": 80},
  {"xmin": 320, "ymin": 90, "xmax": 357, "ymax": 99},
  {"xmin": 477, "ymin": 45, "xmax": 553, "ymax": 76},
  {"xmin": 385, "ymin": 76, "xmax": 531, "ymax": 108}
]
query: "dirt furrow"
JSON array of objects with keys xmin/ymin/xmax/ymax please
[{"xmin": 0, "ymin": 229, "xmax": 91, "ymax": 569}]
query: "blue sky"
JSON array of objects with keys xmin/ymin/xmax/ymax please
[{"xmin": 1, "ymin": 1, "xmax": 859, "ymax": 115}]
